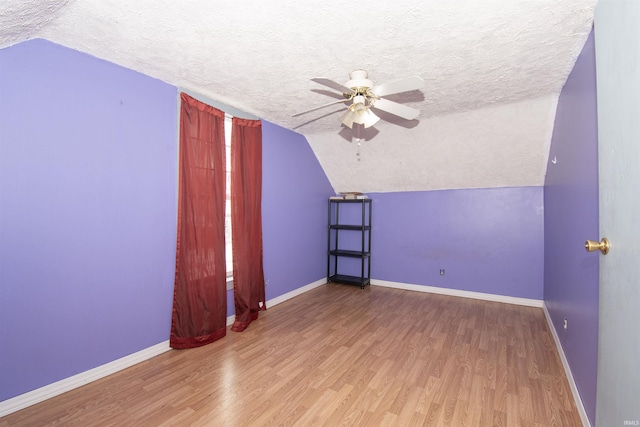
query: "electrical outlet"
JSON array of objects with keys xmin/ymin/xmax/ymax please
[
  {"xmin": 439, "ymin": 269, "xmax": 445, "ymax": 276},
  {"xmin": 564, "ymin": 318, "xmax": 568, "ymax": 330},
  {"xmin": 265, "ymin": 279, "xmax": 270, "ymax": 287}
]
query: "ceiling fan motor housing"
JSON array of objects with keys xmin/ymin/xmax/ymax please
[{"xmin": 345, "ymin": 69, "xmax": 374, "ymax": 91}]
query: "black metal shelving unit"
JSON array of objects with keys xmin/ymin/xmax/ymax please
[{"xmin": 327, "ymin": 198, "xmax": 372, "ymax": 289}]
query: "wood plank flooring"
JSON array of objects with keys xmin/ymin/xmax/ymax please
[{"xmin": 0, "ymin": 284, "xmax": 582, "ymax": 426}]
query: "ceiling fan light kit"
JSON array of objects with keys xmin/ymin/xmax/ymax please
[{"xmin": 338, "ymin": 94, "xmax": 381, "ymax": 129}]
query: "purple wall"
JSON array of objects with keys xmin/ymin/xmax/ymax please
[
  {"xmin": 0, "ymin": 40, "xmax": 178, "ymax": 401},
  {"xmin": 371, "ymin": 187, "xmax": 544, "ymax": 299},
  {"xmin": 544, "ymin": 28, "xmax": 599, "ymax": 425},
  {"xmin": 0, "ymin": 40, "xmax": 335, "ymax": 402},
  {"xmin": 261, "ymin": 122, "xmax": 334, "ymax": 299},
  {"xmin": 1, "ymin": 32, "xmax": 594, "ymax": 413}
]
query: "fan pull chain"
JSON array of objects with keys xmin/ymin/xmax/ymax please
[{"xmin": 352, "ymin": 137, "xmax": 362, "ymax": 160}]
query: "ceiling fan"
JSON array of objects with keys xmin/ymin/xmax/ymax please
[{"xmin": 293, "ymin": 69, "xmax": 425, "ymax": 129}]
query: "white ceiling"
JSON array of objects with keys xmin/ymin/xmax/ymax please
[{"xmin": 0, "ymin": 0, "xmax": 596, "ymax": 193}]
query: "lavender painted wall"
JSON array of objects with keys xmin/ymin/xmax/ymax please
[
  {"xmin": 0, "ymin": 39, "xmax": 334, "ymax": 402},
  {"xmin": 371, "ymin": 187, "xmax": 544, "ymax": 299},
  {"xmin": 0, "ymin": 40, "xmax": 178, "ymax": 401},
  {"xmin": 544, "ymin": 28, "xmax": 599, "ymax": 425},
  {"xmin": 261, "ymin": 121, "xmax": 334, "ymax": 299}
]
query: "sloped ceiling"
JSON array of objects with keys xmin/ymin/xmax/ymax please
[{"xmin": 0, "ymin": 0, "xmax": 596, "ymax": 193}]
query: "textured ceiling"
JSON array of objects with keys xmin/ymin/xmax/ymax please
[{"xmin": 0, "ymin": 0, "xmax": 596, "ymax": 193}]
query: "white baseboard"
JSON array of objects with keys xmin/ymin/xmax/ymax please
[
  {"xmin": 2, "ymin": 278, "xmax": 545, "ymax": 419},
  {"xmin": 371, "ymin": 280, "xmax": 588, "ymax": 424},
  {"xmin": 542, "ymin": 303, "xmax": 591, "ymax": 427},
  {"xmin": 371, "ymin": 279, "xmax": 544, "ymax": 307},
  {"xmin": 1, "ymin": 278, "xmax": 328, "ymax": 417},
  {"xmin": 0, "ymin": 340, "xmax": 171, "ymax": 418},
  {"xmin": 266, "ymin": 277, "xmax": 327, "ymax": 308},
  {"xmin": 226, "ymin": 313, "xmax": 236, "ymax": 326}
]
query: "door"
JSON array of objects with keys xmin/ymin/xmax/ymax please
[{"xmin": 594, "ymin": 1, "xmax": 640, "ymax": 425}]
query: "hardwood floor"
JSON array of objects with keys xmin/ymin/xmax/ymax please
[{"xmin": 0, "ymin": 284, "xmax": 582, "ymax": 426}]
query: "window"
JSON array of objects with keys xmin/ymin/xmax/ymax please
[{"xmin": 225, "ymin": 115, "xmax": 233, "ymax": 286}]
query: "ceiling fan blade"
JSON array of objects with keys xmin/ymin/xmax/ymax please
[
  {"xmin": 292, "ymin": 99, "xmax": 350, "ymax": 117},
  {"xmin": 372, "ymin": 76, "xmax": 424, "ymax": 97},
  {"xmin": 371, "ymin": 98, "xmax": 420, "ymax": 121},
  {"xmin": 311, "ymin": 78, "xmax": 354, "ymax": 94}
]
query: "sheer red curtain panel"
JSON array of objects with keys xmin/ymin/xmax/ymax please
[
  {"xmin": 230, "ymin": 117, "xmax": 266, "ymax": 332},
  {"xmin": 170, "ymin": 93, "xmax": 227, "ymax": 348}
]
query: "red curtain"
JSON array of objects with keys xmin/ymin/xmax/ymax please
[
  {"xmin": 170, "ymin": 93, "xmax": 227, "ymax": 348},
  {"xmin": 230, "ymin": 118, "xmax": 266, "ymax": 332}
]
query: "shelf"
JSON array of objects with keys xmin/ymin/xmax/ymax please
[
  {"xmin": 328, "ymin": 274, "xmax": 370, "ymax": 288},
  {"xmin": 329, "ymin": 249, "xmax": 370, "ymax": 258},
  {"xmin": 329, "ymin": 198, "xmax": 370, "ymax": 203},
  {"xmin": 329, "ymin": 224, "xmax": 371, "ymax": 231},
  {"xmin": 327, "ymin": 198, "xmax": 372, "ymax": 289}
]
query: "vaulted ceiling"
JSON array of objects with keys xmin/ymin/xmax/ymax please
[{"xmin": 0, "ymin": 0, "xmax": 596, "ymax": 193}]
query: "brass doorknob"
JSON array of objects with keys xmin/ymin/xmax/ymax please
[{"xmin": 585, "ymin": 238, "xmax": 610, "ymax": 255}]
